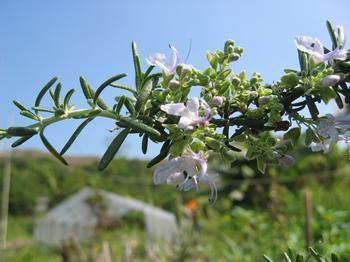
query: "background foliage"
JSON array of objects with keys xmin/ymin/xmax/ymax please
[{"xmin": 1, "ymin": 146, "xmax": 350, "ymax": 260}]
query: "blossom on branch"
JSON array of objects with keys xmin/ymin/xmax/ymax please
[
  {"xmin": 294, "ymin": 25, "xmax": 347, "ymax": 63},
  {"xmin": 146, "ymin": 45, "xmax": 193, "ymax": 76},
  {"xmin": 311, "ymin": 114, "xmax": 350, "ymax": 153},
  {"xmin": 160, "ymin": 98, "xmax": 211, "ymax": 129},
  {"xmin": 153, "ymin": 153, "xmax": 218, "ymax": 204}
]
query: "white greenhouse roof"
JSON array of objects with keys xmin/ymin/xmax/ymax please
[{"xmin": 34, "ymin": 187, "xmax": 178, "ymax": 245}]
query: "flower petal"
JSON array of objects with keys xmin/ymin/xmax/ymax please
[
  {"xmin": 161, "ymin": 103, "xmax": 187, "ymax": 116},
  {"xmin": 153, "ymin": 157, "xmax": 181, "ymax": 184},
  {"xmin": 166, "ymin": 172, "xmax": 185, "ymax": 185},
  {"xmin": 178, "ymin": 116, "xmax": 194, "ymax": 129},
  {"xmin": 186, "ymin": 98, "xmax": 199, "ymax": 115},
  {"xmin": 169, "ymin": 45, "xmax": 180, "ymax": 73}
]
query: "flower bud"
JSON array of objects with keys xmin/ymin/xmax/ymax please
[
  {"xmin": 225, "ymin": 39, "xmax": 234, "ymax": 48},
  {"xmin": 249, "ymin": 91, "xmax": 258, "ymax": 99},
  {"xmin": 176, "ymin": 63, "xmax": 193, "ymax": 76},
  {"xmin": 321, "ymin": 75, "xmax": 341, "ymax": 87},
  {"xmin": 278, "ymin": 154, "xmax": 295, "ymax": 166},
  {"xmin": 234, "ymin": 46, "xmax": 244, "ymax": 55},
  {"xmin": 211, "ymin": 96, "xmax": 224, "ymax": 107},
  {"xmin": 226, "ymin": 45, "xmax": 234, "ymax": 54},
  {"xmin": 168, "ymin": 80, "xmax": 180, "ymax": 90},
  {"xmin": 259, "ymin": 96, "xmax": 270, "ymax": 105},
  {"xmin": 228, "ymin": 53, "xmax": 240, "ymax": 62},
  {"xmin": 231, "ymin": 76, "xmax": 241, "ymax": 86}
]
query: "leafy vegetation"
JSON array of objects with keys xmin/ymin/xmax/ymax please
[{"xmin": 0, "ymin": 147, "xmax": 349, "ymax": 260}]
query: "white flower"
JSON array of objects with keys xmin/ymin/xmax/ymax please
[
  {"xmin": 160, "ymin": 98, "xmax": 211, "ymax": 129},
  {"xmin": 153, "ymin": 153, "xmax": 218, "ymax": 204},
  {"xmin": 146, "ymin": 45, "xmax": 193, "ymax": 76},
  {"xmin": 294, "ymin": 28, "xmax": 347, "ymax": 63}
]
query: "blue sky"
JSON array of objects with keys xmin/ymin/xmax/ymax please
[{"xmin": 0, "ymin": 0, "xmax": 349, "ymax": 159}]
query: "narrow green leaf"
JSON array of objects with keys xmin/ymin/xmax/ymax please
[
  {"xmin": 11, "ymin": 135, "xmax": 34, "ymax": 148},
  {"xmin": 132, "ymin": 41, "xmax": 142, "ymax": 89},
  {"xmin": 326, "ymin": 20, "xmax": 337, "ymax": 49},
  {"xmin": 297, "ymin": 50, "xmax": 308, "ymax": 72},
  {"xmin": 49, "ymin": 88, "xmax": 55, "ymax": 101},
  {"xmin": 98, "ymin": 128, "xmax": 129, "ymax": 170},
  {"xmin": 34, "ymin": 77, "xmax": 58, "ymax": 114},
  {"xmin": 334, "ymin": 91, "xmax": 344, "ymax": 109},
  {"xmin": 60, "ymin": 118, "xmax": 95, "ymax": 155},
  {"xmin": 53, "ymin": 83, "xmax": 62, "ymax": 107},
  {"xmin": 20, "ymin": 111, "xmax": 40, "ymax": 120},
  {"xmin": 296, "ymin": 254, "xmax": 304, "ymax": 262},
  {"xmin": 308, "ymin": 247, "xmax": 321, "ymax": 261},
  {"xmin": 31, "ymin": 107, "xmax": 55, "ymax": 113},
  {"xmin": 87, "ymin": 85, "xmax": 109, "ymax": 110},
  {"xmin": 115, "ymin": 96, "xmax": 126, "ymax": 115},
  {"xmin": 147, "ymin": 151, "xmax": 168, "ymax": 168},
  {"xmin": 142, "ymin": 134, "xmax": 148, "ymax": 154},
  {"xmin": 13, "ymin": 100, "xmax": 27, "ymax": 111},
  {"xmin": 135, "ymin": 78, "xmax": 153, "ymax": 112},
  {"xmin": 93, "ymin": 74, "xmax": 127, "ymax": 104},
  {"xmin": 286, "ymin": 248, "xmax": 296, "ymax": 261},
  {"xmin": 63, "ymin": 89, "xmax": 75, "ymax": 108},
  {"xmin": 331, "ymin": 253, "xmax": 339, "ymax": 262},
  {"xmin": 118, "ymin": 116, "xmax": 163, "ymax": 139},
  {"xmin": 262, "ymin": 255, "xmax": 274, "ymax": 262},
  {"xmin": 306, "ymin": 97, "xmax": 319, "ymax": 120},
  {"xmin": 110, "ymin": 82, "xmax": 137, "ymax": 96},
  {"xmin": 40, "ymin": 128, "xmax": 68, "ymax": 165},
  {"xmin": 124, "ymin": 98, "xmax": 136, "ymax": 116},
  {"xmin": 71, "ymin": 109, "xmax": 102, "ymax": 119},
  {"xmin": 143, "ymin": 65, "xmax": 155, "ymax": 79},
  {"xmin": 283, "ymin": 252, "xmax": 292, "ymax": 262},
  {"xmin": 79, "ymin": 76, "xmax": 92, "ymax": 99},
  {"xmin": 7, "ymin": 127, "xmax": 39, "ymax": 137}
]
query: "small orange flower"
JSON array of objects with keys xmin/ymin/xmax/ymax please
[{"xmin": 185, "ymin": 199, "xmax": 198, "ymax": 211}]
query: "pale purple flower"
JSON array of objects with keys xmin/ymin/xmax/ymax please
[
  {"xmin": 146, "ymin": 45, "xmax": 193, "ymax": 76},
  {"xmin": 311, "ymin": 114, "xmax": 350, "ymax": 153},
  {"xmin": 321, "ymin": 75, "xmax": 341, "ymax": 87},
  {"xmin": 153, "ymin": 153, "xmax": 218, "ymax": 203},
  {"xmin": 161, "ymin": 98, "xmax": 211, "ymax": 129},
  {"xmin": 317, "ymin": 114, "xmax": 350, "ymax": 139},
  {"xmin": 294, "ymin": 31, "xmax": 347, "ymax": 63}
]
